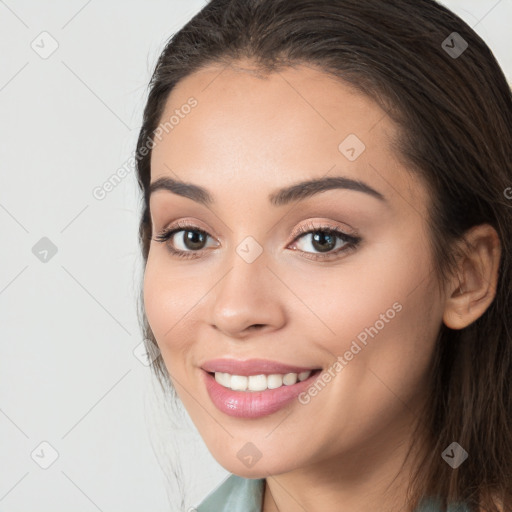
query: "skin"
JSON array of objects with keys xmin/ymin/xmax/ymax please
[{"xmin": 143, "ymin": 60, "xmax": 501, "ymax": 512}]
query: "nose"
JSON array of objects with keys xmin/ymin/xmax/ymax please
[{"xmin": 207, "ymin": 249, "xmax": 287, "ymax": 339}]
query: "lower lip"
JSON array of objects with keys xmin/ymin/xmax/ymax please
[{"xmin": 202, "ymin": 369, "xmax": 321, "ymax": 418}]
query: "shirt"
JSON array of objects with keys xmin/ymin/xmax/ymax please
[{"xmin": 194, "ymin": 473, "xmax": 471, "ymax": 512}]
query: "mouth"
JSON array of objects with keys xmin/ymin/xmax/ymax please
[{"xmin": 202, "ymin": 368, "xmax": 323, "ymax": 418}]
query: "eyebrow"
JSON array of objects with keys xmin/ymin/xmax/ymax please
[{"xmin": 149, "ymin": 175, "xmax": 386, "ymax": 206}]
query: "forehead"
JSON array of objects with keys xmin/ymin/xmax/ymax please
[{"xmin": 149, "ymin": 62, "xmax": 429, "ymax": 216}]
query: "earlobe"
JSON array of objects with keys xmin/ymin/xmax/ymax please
[{"xmin": 442, "ymin": 224, "xmax": 501, "ymax": 330}]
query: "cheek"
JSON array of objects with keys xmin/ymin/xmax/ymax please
[
  {"xmin": 289, "ymin": 229, "xmax": 440, "ymax": 403},
  {"xmin": 321, "ymin": 237, "xmax": 439, "ymax": 400},
  {"xmin": 289, "ymin": 242, "xmax": 440, "ymax": 450},
  {"xmin": 288, "ymin": 234, "xmax": 433, "ymax": 343},
  {"xmin": 142, "ymin": 253, "xmax": 195, "ymax": 362}
]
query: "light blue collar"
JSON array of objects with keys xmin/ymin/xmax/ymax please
[{"xmin": 195, "ymin": 474, "xmax": 264, "ymax": 512}]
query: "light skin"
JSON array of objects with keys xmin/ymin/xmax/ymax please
[{"xmin": 143, "ymin": 61, "xmax": 501, "ymax": 512}]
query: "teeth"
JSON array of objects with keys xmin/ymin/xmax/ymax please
[
  {"xmin": 283, "ymin": 373, "xmax": 297, "ymax": 385},
  {"xmin": 298, "ymin": 371, "xmax": 311, "ymax": 381},
  {"xmin": 230, "ymin": 375, "xmax": 248, "ymax": 391},
  {"xmin": 214, "ymin": 370, "xmax": 313, "ymax": 391},
  {"xmin": 248, "ymin": 374, "xmax": 267, "ymax": 391},
  {"xmin": 267, "ymin": 374, "xmax": 283, "ymax": 389}
]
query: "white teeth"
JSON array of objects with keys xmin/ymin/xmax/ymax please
[
  {"xmin": 298, "ymin": 371, "xmax": 311, "ymax": 381},
  {"xmin": 230, "ymin": 375, "xmax": 248, "ymax": 391},
  {"xmin": 214, "ymin": 372, "xmax": 231, "ymax": 388},
  {"xmin": 267, "ymin": 374, "xmax": 283, "ymax": 389},
  {"xmin": 282, "ymin": 372, "xmax": 297, "ymax": 385},
  {"xmin": 248, "ymin": 374, "xmax": 267, "ymax": 391},
  {"xmin": 214, "ymin": 370, "xmax": 313, "ymax": 391}
]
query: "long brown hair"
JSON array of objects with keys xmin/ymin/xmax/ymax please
[{"xmin": 134, "ymin": 1, "xmax": 512, "ymax": 510}]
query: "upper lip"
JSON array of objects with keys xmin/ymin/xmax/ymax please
[{"xmin": 201, "ymin": 358, "xmax": 320, "ymax": 376}]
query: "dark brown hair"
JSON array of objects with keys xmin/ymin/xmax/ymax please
[{"xmin": 134, "ymin": 1, "xmax": 512, "ymax": 510}]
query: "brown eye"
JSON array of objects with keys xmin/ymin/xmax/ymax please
[
  {"xmin": 178, "ymin": 230, "xmax": 208, "ymax": 251},
  {"xmin": 291, "ymin": 227, "xmax": 358, "ymax": 256},
  {"xmin": 153, "ymin": 222, "xmax": 219, "ymax": 259},
  {"xmin": 309, "ymin": 232, "xmax": 337, "ymax": 253}
]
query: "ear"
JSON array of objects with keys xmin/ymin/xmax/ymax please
[{"xmin": 442, "ymin": 224, "xmax": 501, "ymax": 330}]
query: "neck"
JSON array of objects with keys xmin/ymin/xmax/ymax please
[{"xmin": 261, "ymin": 411, "xmax": 428, "ymax": 512}]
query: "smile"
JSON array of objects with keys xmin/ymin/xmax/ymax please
[
  {"xmin": 213, "ymin": 371, "xmax": 313, "ymax": 391},
  {"xmin": 203, "ymin": 368, "xmax": 322, "ymax": 418}
]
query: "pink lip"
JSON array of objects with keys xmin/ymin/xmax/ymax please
[
  {"xmin": 202, "ymin": 368, "xmax": 321, "ymax": 419},
  {"xmin": 201, "ymin": 358, "xmax": 319, "ymax": 376}
]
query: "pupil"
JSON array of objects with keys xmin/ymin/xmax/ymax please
[
  {"xmin": 184, "ymin": 230, "xmax": 206, "ymax": 250},
  {"xmin": 312, "ymin": 232, "xmax": 335, "ymax": 252}
]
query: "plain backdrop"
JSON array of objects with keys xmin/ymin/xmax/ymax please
[{"xmin": 1, "ymin": 1, "xmax": 510, "ymax": 511}]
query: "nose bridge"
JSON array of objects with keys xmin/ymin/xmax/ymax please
[{"xmin": 208, "ymin": 237, "xmax": 286, "ymax": 336}]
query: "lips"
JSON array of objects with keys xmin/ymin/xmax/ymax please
[
  {"xmin": 201, "ymin": 358, "xmax": 320, "ymax": 376},
  {"xmin": 200, "ymin": 358, "xmax": 323, "ymax": 418}
]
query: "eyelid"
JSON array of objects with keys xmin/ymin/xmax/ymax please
[
  {"xmin": 155, "ymin": 218, "xmax": 220, "ymax": 240},
  {"xmin": 289, "ymin": 219, "xmax": 359, "ymax": 240},
  {"xmin": 153, "ymin": 220, "xmax": 220, "ymax": 248}
]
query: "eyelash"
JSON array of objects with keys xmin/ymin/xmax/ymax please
[{"xmin": 152, "ymin": 220, "xmax": 361, "ymax": 261}]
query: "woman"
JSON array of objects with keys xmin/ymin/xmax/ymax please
[{"xmin": 135, "ymin": 0, "xmax": 512, "ymax": 510}]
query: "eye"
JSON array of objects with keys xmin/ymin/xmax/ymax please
[
  {"xmin": 152, "ymin": 220, "xmax": 362, "ymax": 261},
  {"xmin": 152, "ymin": 221, "xmax": 218, "ymax": 259},
  {"xmin": 289, "ymin": 221, "xmax": 361, "ymax": 261}
]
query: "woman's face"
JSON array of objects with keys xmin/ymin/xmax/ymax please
[{"xmin": 144, "ymin": 62, "xmax": 445, "ymax": 478}]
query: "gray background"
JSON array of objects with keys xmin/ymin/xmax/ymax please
[{"xmin": 1, "ymin": 1, "xmax": 510, "ymax": 510}]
